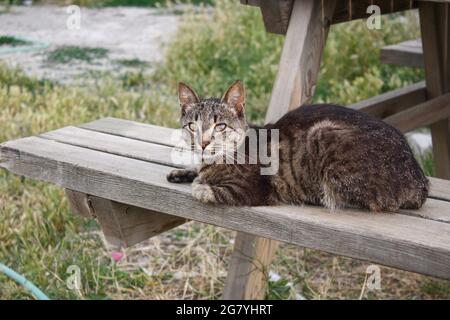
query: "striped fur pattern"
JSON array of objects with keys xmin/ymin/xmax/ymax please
[{"xmin": 167, "ymin": 82, "xmax": 429, "ymax": 212}]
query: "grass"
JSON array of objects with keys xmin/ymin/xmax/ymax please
[
  {"xmin": 0, "ymin": 0, "xmax": 448, "ymax": 299},
  {"xmin": 46, "ymin": 46, "xmax": 109, "ymax": 64},
  {"xmin": 0, "ymin": 35, "xmax": 29, "ymax": 47},
  {"xmin": 115, "ymin": 58, "xmax": 149, "ymax": 68}
]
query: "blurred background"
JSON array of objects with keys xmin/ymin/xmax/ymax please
[{"xmin": 0, "ymin": 0, "xmax": 447, "ymax": 299}]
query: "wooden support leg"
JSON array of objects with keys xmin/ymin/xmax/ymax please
[
  {"xmin": 222, "ymin": 0, "xmax": 336, "ymax": 300},
  {"xmin": 419, "ymin": 2, "xmax": 450, "ymax": 179},
  {"xmin": 65, "ymin": 189, "xmax": 188, "ymax": 249}
]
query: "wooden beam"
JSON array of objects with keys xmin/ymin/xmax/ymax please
[
  {"xmin": 380, "ymin": 39, "xmax": 424, "ymax": 68},
  {"xmin": 265, "ymin": 0, "xmax": 337, "ymax": 124},
  {"xmin": 65, "ymin": 189, "xmax": 93, "ymax": 218},
  {"xmin": 350, "ymin": 81, "xmax": 427, "ymax": 118},
  {"xmin": 419, "ymin": 2, "xmax": 450, "ymax": 179},
  {"xmin": 242, "ymin": 0, "xmax": 417, "ymax": 34},
  {"xmin": 259, "ymin": 0, "xmax": 294, "ymax": 35},
  {"xmin": 384, "ymin": 92, "xmax": 450, "ymax": 133},
  {"xmin": 65, "ymin": 189, "xmax": 188, "ymax": 249},
  {"xmin": 222, "ymin": 233, "xmax": 279, "ymax": 299},
  {"xmin": 333, "ymin": 0, "xmax": 417, "ymax": 25},
  {"xmin": 224, "ymin": 0, "xmax": 337, "ymax": 300}
]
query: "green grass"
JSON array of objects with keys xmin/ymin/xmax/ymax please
[
  {"xmin": 46, "ymin": 46, "xmax": 109, "ymax": 64},
  {"xmin": 0, "ymin": 0, "xmax": 448, "ymax": 300},
  {"xmin": 115, "ymin": 58, "xmax": 149, "ymax": 68},
  {"xmin": 0, "ymin": 35, "xmax": 29, "ymax": 47}
]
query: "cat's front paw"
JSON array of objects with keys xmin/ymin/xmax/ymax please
[
  {"xmin": 167, "ymin": 169, "xmax": 197, "ymax": 183},
  {"xmin": 192, "ymin": 183, "xmax": 217, "ymax": 204}
]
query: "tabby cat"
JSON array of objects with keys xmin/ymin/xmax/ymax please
[{"xmin": 167, "ymin": 81, "xmax": 429, "ymax": 211}]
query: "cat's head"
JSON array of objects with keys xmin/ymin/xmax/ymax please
[{"xmin": 178, "ymin": 81, "xmax": 248, "ymax": 162}]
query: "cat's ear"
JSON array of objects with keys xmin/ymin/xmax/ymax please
[
  {"xmin": 178, "ymin": 82, "xmax": 199, "ymax": 110},
  {"xmin": 221, "ymin": 80, "xmax": 245, "ymax": 115}
]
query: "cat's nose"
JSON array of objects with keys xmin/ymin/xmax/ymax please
[{"xmin": 201, "ymin": 141, "xmax": 210, "ymax": 150}]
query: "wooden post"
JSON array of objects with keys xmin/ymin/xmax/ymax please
[
  {"xmin": 419, "ymin": 2, "xmax": 450, "ymax": 179},
  {"xmin": 65, "ymin": 189, "xmax": 188, "ymax": 249},
  {"xmin": 222, "ymin": 0, "xmax": 336, "ymax": 300}
]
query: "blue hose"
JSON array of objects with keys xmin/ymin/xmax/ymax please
[{"xmin": 0, "ymin": 262, "xmax": 50, "ymax": 300}]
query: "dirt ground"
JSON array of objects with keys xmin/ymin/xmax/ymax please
[{"xmin": 0, "ymin": 5, "xmax": 178, "ymax": 82}]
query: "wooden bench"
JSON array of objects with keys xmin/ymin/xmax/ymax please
[
  {"xmin": 1, "ymin": 117, "xmax": 450, "ymax": 295},
  {"xmin": 2, "ymin": 0, "xmax": 450, "ymax": 300}
]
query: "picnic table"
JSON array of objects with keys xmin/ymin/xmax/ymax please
[{"xmin": 1, "ymin": 0, "xmax": 450, "ymax": 300}]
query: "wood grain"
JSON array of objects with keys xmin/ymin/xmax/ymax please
[
  {"xmin": 383, "ymin": 92, "xmax": 450, "ymax": 133},
  {"xmin": 2, "ymin": 134, "xmax": 450, "ymax": 279},
  {"xmin": 265, "ymin": 0, "xmax": 337, "ymax": 123},
  {"xmin": 80, "ymin": 117, "xmax": 175, "ymax": 146},
  {"xmin": 428, "ymin": 177, "xmax": 450, "ymax": 202},
  {"xmin": 88, "ymin": 195, "xmax": 188, "ymax": 249},
  {"xmin": 349, "ymin": 81, "xmax": 427, "ymax": 118},
  {"xmin": 242, "ymin": 0, "xmax": 418, "ymax": 34},
  {"xmin": 259, "ymin": 0, "xmax": 294, "ymax": 35},
  {"xmin": 65, "ymin": 189, "xmax": 93, "ymax": 218},
  {"xmin": 41, "ymin": 126, "xmax": 180, "ymax": 168},
  {"xmin": 419, "ymin": 2, "xmax": 450, "ymax": 179},
  {"xmin": 381, "ymin": 39, "xmax": 424, "ymax": 68}
]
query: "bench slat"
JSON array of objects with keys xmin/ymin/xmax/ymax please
[
  {"xmin": 41, "ymin": 126, "xmax": 181, "ymax": 169},
  {"xmin": 380, "ymin": 39, "xmax": 424, "ymax": 68},
  {"xmin": 1, "ymin": 136, "xmax": 450, "ymax": 279},
  {"xmin": 78, "ymin": 117, "xmax": 450, "ymax": 203},
  {"xmin": 80, "ymin": 117, "xmax": 175, "ymax": 146}
]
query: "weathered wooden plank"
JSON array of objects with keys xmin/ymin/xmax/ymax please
[
  {"xmin": 383, "ymin": 92, "xmax": 450, "ymax": 133},
  {"xmin": 80, "ymin": 117, "xmax": 175, "ymax": 147},
  {"xmin": 381, "ymin": 39, "xmax": 424, "ymax": 68},
  {"xmin": 65, "ymin": 189, "xmax": 93, "ymax": 218},
  {"xmin": 266, "ymin": 0, "xmax": 337, "ymax": 123},
  {"xmin": 403, "ymin": 198, "xmax": 450, "ymax": 224},
  {"xmin": 66, "ymin": 117, "xmax": 450, "ymax": 203},
  {"xmin": 428, "ymin": 177, "xmax": 450, "ymax": 202},
  {"xmin": 223, "ymin": 233, "xmax": 279, "ymax": 299},
  {"xmin": 243, "ymin": 0, "xmax": 419, "ymax": 34},
  {"xmin": 259, "ymin": 0, "xmax": 294, "ymax": 35},
  {"xmin": 349, "ymin": 81, "xmax": 427, "ymax": 118},
  {"xmin": 66, "ymin": 189, "xmax": 188, "ymax": 248},
  {"xmin": 88, "ymin": 195, "xmax": 188, "ymax": 249},
  {"xmin": 419, "ymin": 2, "xmax": 450, "ymax": 179},
  {"xmin": 2, "ymin": 137, "xmax": 450, "ymax": 279},
  {"xmin": 41, "ymin": 126, "xmax": 180, "ymax": 168}
]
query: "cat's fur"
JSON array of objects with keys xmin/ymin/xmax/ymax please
[{"xmin": 167, "ymin": 81, "xmax": 429, "ymax": 212}]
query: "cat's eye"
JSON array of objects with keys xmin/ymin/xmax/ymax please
[
  {"xmin": 215, "ymin": 123, "xmax": 227, "ymax": 132},
  {"xmin": 188, "ymin": 122, "xmax": 197, "ymax": 131}
]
